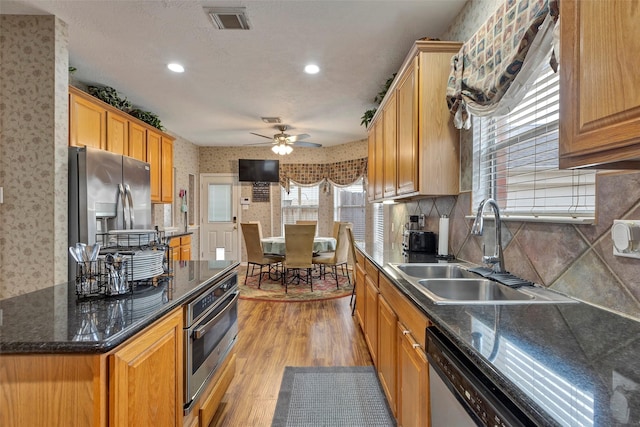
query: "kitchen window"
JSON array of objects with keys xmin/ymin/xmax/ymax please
[
  {"xmin": 472, "ymin": 62, "xmax": 596, "ymax": 222},
  {"xmin": 334, "ymin": 178, "xmax": 366, "ymax": 241},
  {"xmin": 281, "ymin": 182, "xmax": 319, "ymax": 231}
]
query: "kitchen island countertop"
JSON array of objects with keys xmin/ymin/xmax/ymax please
[
  {"xmin": 358, "ymin": 241, "xmax": 640, "ymax": 427},
  {"xmin": 0, "ymin": 260, "xmax": 238, "ymax": 354}
]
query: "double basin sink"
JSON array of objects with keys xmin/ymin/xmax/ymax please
[{"xmin": 386, "ymin": 263, "xmax": 576, "ymax": 305}]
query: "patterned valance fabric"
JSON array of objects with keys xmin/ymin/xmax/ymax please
[
  {"xmin": 279, "ymin": 158, "xmax": 368, "ymax": 193},
  {"xmin": 446, "ymin": 0, "xmax": 559, "ymax": 129}
]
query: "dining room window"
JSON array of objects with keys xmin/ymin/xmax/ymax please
[
  {"xmin": 281, "ymin": 182, "xmax": 319, "ymax": 227},
  {"xmin": 333, "ymin": 178, "xmax": 366, "ymax": 241}
]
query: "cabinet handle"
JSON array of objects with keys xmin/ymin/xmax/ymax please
[
  {"xmin": 403, "ymin": 330, "xmax": 411, "ymax": 335},
  {"xmin": 412, "ymin": 343, "xmax": 420, "ymax": 348}
]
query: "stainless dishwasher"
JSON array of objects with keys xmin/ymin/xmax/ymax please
[{"xmin": 426, "ymin": 327, "xmax": 536, "ymax": 427}]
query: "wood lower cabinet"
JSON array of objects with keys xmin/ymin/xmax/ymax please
[
  {"xmin": 70, "ymin": 86, "xmax": 106, "ymax": 150},
  {"xmin": 170, "ymin": 235, "xmax": 192, "ymax": 262},
  {"xmin": 0, "ymin": 308, "xmax": 184, "ymax": 427},
  {"xmin": 378, "ymin": 295, "xmax": 398, "ymax": 416},
  {"xmin": 398, "ymin": 321, "xmax": 429, "ymax": 427},
  {"xmin": 364, "ymin": 275, "xmax": 379, "ymax": 366},
  {"xmin": 559, "ymin": 0, "xmax": 640, "ymax": 169},
  {"xmin": 109, "ymin": 308, "xmax": 183, "ymax": 427},
  {"xmin": 354, "ymin": 262, "xmax": 366, "ymax": 329}
]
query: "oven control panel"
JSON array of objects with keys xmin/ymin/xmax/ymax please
[
  {"xmin": 186, "ymin": 272, "xmax": 238, "ymax": 324},
  {"xmin": 426, "ymin": 327, "xmax": 533, "ymax": 427}
]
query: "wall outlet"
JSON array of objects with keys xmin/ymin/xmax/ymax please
[{"xmin": 612, "ymin": 220, "xmax": 640, "ymax": 259}]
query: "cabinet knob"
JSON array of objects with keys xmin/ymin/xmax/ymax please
[
  {"xmin": 413, "ymin": 343, "xmax": 420, "ymax": 349},
  {"xmin": 403, "ymin": 330, "xmax": 411, "ymax": 335}
]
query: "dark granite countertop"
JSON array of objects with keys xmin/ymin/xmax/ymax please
[
  {"xmin": 358, "ymin": 242, "xmax": 640, "ymax": 427},
  {"xmin": 0, "ymin": 260, "xmax": 238, "ymax": 354},
  {"xmin": 165, "ymin": 231, "xmax": 193, "ymax": 239}
]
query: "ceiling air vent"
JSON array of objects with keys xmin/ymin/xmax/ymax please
[
  {"xmin": 261, "ymin": 117, "xmax": 282, "ymax": 124},
  {"xmin": 205, "ymin": 7, "xmax": 251, "ymax": 30}
]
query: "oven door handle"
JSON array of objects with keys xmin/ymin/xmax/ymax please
[{"xmin": 193, "ymin": 291, "xmax": 239, "ymax": 340}]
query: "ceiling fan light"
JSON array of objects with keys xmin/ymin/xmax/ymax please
[{"xmin": 272, "ymin": 142, "xmax": 292, "ymax": 155}]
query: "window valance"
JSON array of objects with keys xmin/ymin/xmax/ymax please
[
  {"xmin": 279, "ymin": 158, "xmax": 368, "ymax": 193},
  {"xmin": 446, "ymin": 0, "xmax": 559, "ymax": 130}
]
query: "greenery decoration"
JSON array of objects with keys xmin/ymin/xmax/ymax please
[
  {"xmin": 68, "ymin": 66, "xmax": 77, "ymax": 75},
  {"xmin": 86, "ymin": 85, "xmax": 164, "ymax": 131},
  {"xmin": 360, "ymin": 73, "xmax": 397, "ymax": 128},
  {"xmin": 129, "ymin": 109, "xmax": 165, "ymax": 131},
  {"xmin": 87, "ymin": 85, "xmax": 132, "ymax": 112}
]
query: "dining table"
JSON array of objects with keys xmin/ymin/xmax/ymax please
[{"xmin": 261, "ymin": 236, "xmax": 336, "ymax": 256}]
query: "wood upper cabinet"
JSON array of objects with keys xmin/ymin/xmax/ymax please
[
  {"xmin": 378, "ymin": 295, "xmax": 398, "ymax": 417},
  {"xmin": 109, "ymin": 308, "xmax": 183, "ymax": 427},
  {"xmin": 161, "ymin": 136, "xmax": 174, "ymax": 203},
  {"xmin": 396, "ymin": 56, "xmax": 418, "ymax": 196},
  {"xmin": 107, "ymin": 111, "xmax": 129, "ymax": 156},
  {"xmin": 69, "ymin": 86, "xmax": 106, "ymax": 150},
  {"xmin": 148, "ymin": 132, "xmax": 174, "ymax": 204},
  {"xmin": 366, "ymin": 41, "xmax": 461, "ymax": 202},
  {"xmin": 559, "ymin": 0, "xmax": 640, "ymax": 169},
  {"xmin": 128, "ymin": 121, "xmax": 147, "ymax": 162},
  {"xmin": 383, "ymin": 91, "xmax": 398, "ymax": 198},
  {"xmin": 147, "ymin": 130, "xmax": 162, "ymax": 202},
  {"xmin": 367, "ymin": 126, "xmax": 376, "ymax": 200}
]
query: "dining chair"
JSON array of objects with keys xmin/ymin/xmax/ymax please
[
  {"xmin": 282, "ymin": 224, "xmax": 316, "ymax": 292},
  {"xmin": 346, "ymin": 226, "xmax": 358, "ymax": 314},
  {"xmin": 295, "ymin": 220, "xmax": 318, "ymax": 236},
  {"xmin": 312, "ymin": 222, "xmax": 351, "ymax": 289},
  {"xmin": 241, "ymin": 222, "xmax": 284, "ymax": 288}
]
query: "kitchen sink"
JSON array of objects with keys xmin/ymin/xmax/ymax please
[
  {"xmin": 386, "ymin": 263, "xmax": 577, "ymax": 305},
  {"xmin": 393, "ymin": 263, "xmax": 478, "ymax": 279}
]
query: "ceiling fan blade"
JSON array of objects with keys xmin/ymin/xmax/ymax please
[
  {"xmin": 250, "ymin": 132, "xmax": 274, "ymax": 140},
  {"xmin": 293, "ymin": 141, "xmax": 322, "ymax": 148},
  {"xmin": 287, "ymin": 133, "xmax": 311, "ymax": 143},
  {"xmin": 245, "ymin": 141, "xmax": 275, "ymax": 146}
]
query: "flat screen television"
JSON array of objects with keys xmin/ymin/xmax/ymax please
[{"xmin": 238, "ymin": 159, "xmax": 280, "ymax": 182}]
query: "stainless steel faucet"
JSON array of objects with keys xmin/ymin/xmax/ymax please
[{"xmin": 471, "ymin": 198, "xmax": 506, "ymax": 274}]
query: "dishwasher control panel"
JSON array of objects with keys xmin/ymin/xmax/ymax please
[{"xmin": 426, "ymin": 327, "xmax": 535, "ymax": 427}]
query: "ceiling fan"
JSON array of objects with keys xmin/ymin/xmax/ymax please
[{"xmin": 249, "ymin": 125, "xmax": 321, "ymax": 154}]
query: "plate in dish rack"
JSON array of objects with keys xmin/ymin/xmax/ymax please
[{"xmin": 126, "ymin": 250, "xmax": 165, "ymax": 281}]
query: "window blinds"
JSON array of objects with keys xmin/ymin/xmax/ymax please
[{"xmin": 472, "ymin": 63, "xmax": 596, "ymax": 221}]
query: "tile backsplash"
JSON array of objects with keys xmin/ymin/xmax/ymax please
[{"xmin": 391, "ymin": 171, "xmax": 640, "ymax": 320}]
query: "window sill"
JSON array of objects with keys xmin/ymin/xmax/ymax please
[{"xmin": 464, "ymin": 215, "xmax": 595, "ymax": 225}]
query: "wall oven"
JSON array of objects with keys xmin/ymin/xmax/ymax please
[
  {"xmin": 426, "ymin": 327, "xmax": 535, "ymax": 427},
  {"xmin": 183, "ymin": 271, "xmax": 239, "ymax": 413}
]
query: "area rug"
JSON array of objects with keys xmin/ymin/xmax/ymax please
[
  {"xmin": 271, "ymin": 366, "xmax": 396, "ymax": 427},
  {"xmin": 238, "ymin": 267, "xmax": 353, "ymax": 302}
]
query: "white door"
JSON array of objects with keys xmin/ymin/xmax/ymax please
[{"xmin": 200, "ymin": 174, "xmax": 239, "ymax": 261}]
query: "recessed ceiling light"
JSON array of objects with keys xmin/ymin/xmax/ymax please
[
  {"xmin": 167, "ymin": 63, "xmax": 185, "ymax": 73},
  {"xmin": 304, "ymin": 64, "xmax": 320, "ymax": 74}
]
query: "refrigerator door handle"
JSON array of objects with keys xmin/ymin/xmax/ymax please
[
  {"xmin": 125, "ymin": 184, "xmax": 135, "ymax": 229},
  {"xmin": 119, "ymin": 183, "xmax": 129, "ymax": 229}
]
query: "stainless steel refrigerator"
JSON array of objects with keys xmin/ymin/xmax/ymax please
[{"xmin": 69, "ymin": 146, "xmax": 152, "ymax": 247}]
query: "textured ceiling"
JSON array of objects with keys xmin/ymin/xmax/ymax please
[{"xmin": 1, "ymin": 0, "xmax": 466, "ymax": 147}]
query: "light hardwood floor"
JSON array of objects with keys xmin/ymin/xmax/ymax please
[{"xmin": 210, "ymin": 296, "xmax": 373, "ymax": 426}]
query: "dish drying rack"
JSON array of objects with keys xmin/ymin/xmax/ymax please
[{"xmin": 75, "ymin": 230, "xmax": 173, "ymax": 299}]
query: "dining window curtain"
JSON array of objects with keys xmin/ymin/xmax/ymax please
[
  {"xmin": 279, "ymin": 158, "xmax": 368, "ymax": 193},
  {"xmin": 446, "ymin": 0, "xmax": 559, "ymax": 130}
]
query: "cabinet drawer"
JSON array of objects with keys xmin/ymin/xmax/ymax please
[
  {"xmin": 355, "ymin": 249, "xmax": 365, "ymax": 266},
  {"xmin": 364, "ymin": 259, "xmax": 379, "ymax": 285},
  {"xmin": 379, "ymin": 273, "xmax": 429, "ymax": 349},
  {"xmin": 169, "ymin": 238, "xmax": 180, "ymax": 249},
  {"xmin": 180, "ymin": 235, "xmax": 191, "ymax": 246}
]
